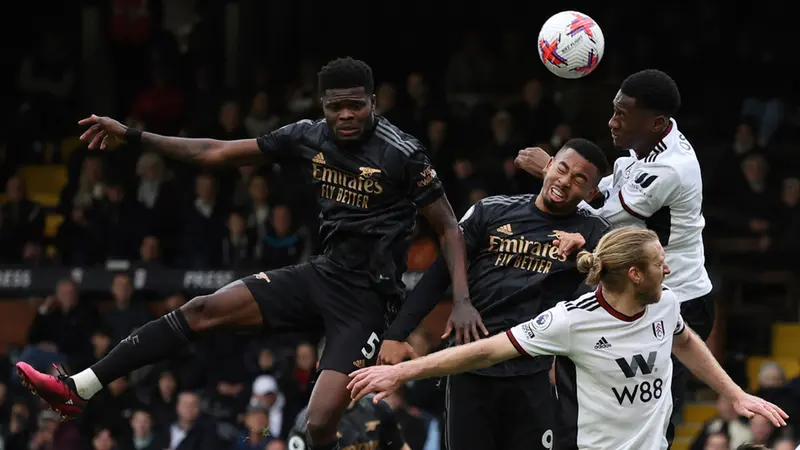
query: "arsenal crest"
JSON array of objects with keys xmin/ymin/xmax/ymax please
[{"xmin": 652, "ymin": 320, "xmax": 665, "ymax": 341}]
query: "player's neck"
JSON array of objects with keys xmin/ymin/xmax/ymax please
[
  {"xmin": 633, "ymin": 123, "xmax": 671, "ymax": 158},
  {"xmin": 600, "ymin": 286, "xmax": 645, "ymax": 317}
]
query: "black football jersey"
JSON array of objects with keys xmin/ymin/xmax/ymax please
[
  {"xmin": 458, "ymin": 194, "xmax": 610, "ymax": 376},
  {"xmin": 257, "ymin": 117, "xmax": 444, "ymax": 294},
  {"xmin": 287, "ymin": 396, "xmax": 405, "ymax": 450}
]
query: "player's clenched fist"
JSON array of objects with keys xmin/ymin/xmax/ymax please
[
  {"xmin": 78, "ymin": 115, "xmax": 128, "ymax": 150},
  {"xmin": 514, "ymin": 147, "xmax": 551, "ymax": 178}
]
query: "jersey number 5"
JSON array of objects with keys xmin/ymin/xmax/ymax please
[{"xmin": 361, "ymin": 332, "xmax": 381, "ymax": 359}]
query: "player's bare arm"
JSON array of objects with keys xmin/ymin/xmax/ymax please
[
  {"xmin": 421, "ymin": 195, "xmax": 488, "ymax": 344},
  {"xmin": 348, "ymin": 333, "xmax": 518, "ymax": 403},
  {"xmin": 78, "ymin": 115, "xmax": 265, "ymax": 166},
  {"xmin": 672, "ymin": 325, "xmax": 788, "ymax": 427},
  {"xmin": 514, "ymin": 147, "xmax": 551, "ymax": 179}
]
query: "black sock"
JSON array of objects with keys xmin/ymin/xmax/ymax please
[
  {"xmin": 91, "ymin": 310, "xmax": 195, "ymax": 385},
  {"xmin": 310, "ymin": 443, "xmax": 339, "ymax": 450}
]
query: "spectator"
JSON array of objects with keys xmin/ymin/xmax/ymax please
[
  {"xmin": 26, "ymin": 278, "xmax": 96, "ymax": 369},
  {"xmin": 232, "ymin": 406, "xmax": 273, "ymax": 450},
  {"xmin": 124, "ymin": 409, "xmax": 168, "ymax": 450},
  {"xmin": 102, "ymin": 182, "xmax": 149, "ymax": 261},
  {"xmin": 703, "ymin": 432, "xmax": 729, "ymax": 450},
  {"xmin": 691, "ymin": 396, "xmax": 753, "ymax": 450},
  {"xmin": 0, "ymin": 174, "xmax": 44, "ymax": 262},
  {"xmin": 244, "ymin": 92, "xmax": 280, "ymax": 138},
  {"xmin": 221, "ymin": 212, "xmax": 256, "ymax": 269},
  {"xmin": 182, "ymin": 173, "xmax": 226, "ymax": 268},
  {"xmin": 248, "ymin": 375, "xmax": 285, "ymax": 439},
  {"xmin": 100, "ymin": 273, "xmax": 151, "ymax": 344},
  {"xmin": 168, "ymin": 391, "xmax": 218, "ymax": 450},
  {"xmin": 91, "ymin": 427, "xmax": 117, "ymax": 450},
  {"xmin": 260, "ymin": 205, "xmax": 311, "ymax": 270}
]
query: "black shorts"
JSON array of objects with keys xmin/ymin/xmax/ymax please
[
  {"xmin": 445, "ymin": 371, "xmax": 556, "ymax": 450},
  {"xmin": 667, "ymin": 292, "xmax": 715, "ymax": 448},
  {"xmin": 241, "ymin": 261, "xmax": 393, "ymax": 374}
]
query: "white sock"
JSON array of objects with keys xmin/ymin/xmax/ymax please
[{"xmin": 71, "ymin": 369, "xmax": 103, "ymax": 400}]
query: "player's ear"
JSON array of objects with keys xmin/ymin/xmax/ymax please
[
  {"xmin": 371, "ymin": 94, "xmax": 376, "ymax": 112},
  {"xmin": 651, "ymin": 115, "xmax": 668, "ymax": 133},
  {"xmin": 544, "ymin": 157, "xmax": 554, "ymax": 171},
  {"xmin": 628, "ymin": 265, "xmax": 641, "ymax": 284}
]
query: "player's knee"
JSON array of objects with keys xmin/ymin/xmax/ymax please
[
  {"xmin": 305, "ymin": 407, "xmax": 339, "ymax": 443},
  {"xmin": 180, "ymin": 295, "xmax": 217, "ymax": 332}
]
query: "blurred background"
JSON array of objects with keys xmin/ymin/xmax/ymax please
[{"xmin": 0, "ymin": 0, "xmax": 798, "ymax": 449}]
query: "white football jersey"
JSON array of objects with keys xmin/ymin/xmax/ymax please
[
  {"xmin": 507, "ymin": 287, "xmax": 686, "ymax": 450},
  {"xmin": 585, "ymin": 119, "xmax": 712, "ymax": 302}
]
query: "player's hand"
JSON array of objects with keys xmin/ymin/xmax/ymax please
[
  {"xmin": 347, "ymin": 366, "xmax": 403, "ymax": 403},
  {"xmin": 514, "ymin": 147, "xmax": 551, "ymax": 179},
  {"xmin": 550, "ymin": 230, "xmax": 586, "ymax": 257},
  {"xmin": 442, "ymin": 300, "xmax": 489, "ymax": 345},
  {"xmin": 731, "ymin": 392, "xmax": 789, "ymax": 427},
  {"xmin": 377, "ymin": 340, "xmax": 418, "ymax": 365},
  {"xmin": 78, "ymin": 114, "xmax": 127, "ymax": 150}
]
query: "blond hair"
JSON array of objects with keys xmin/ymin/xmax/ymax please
[{"xmin": 576, "ymin": 226, "xmax": 659, "ymax": 291}]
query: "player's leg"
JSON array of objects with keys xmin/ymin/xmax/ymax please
[
  {"xmin": 304, "ymin": 273, "xmax": 391, "ymax": 450},
  {"xmin": 304, "ymin": 370, "xmax": 353, "ymax": 450},
  {"xmin": 444, "ymin": 373, "xmax": 497, "ymax": 450},
  {"xmin": 496, "ymin": 372, "xmax": 557, "ymax": 450},
  {"xmin": 17, "ymin": 265, "xmax": 314, "ymax": 418},
  {"xmin": 667, "ymin": 293, "xmax": 715, "ymax": 447}
]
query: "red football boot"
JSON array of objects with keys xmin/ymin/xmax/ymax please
[{"xmin": 16, "ymin": 362, "xmax": 86, "ymax": 419}]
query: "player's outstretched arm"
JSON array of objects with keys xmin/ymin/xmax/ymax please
[
  {"xmin": 79, "ymin": 115, "xmax": 264, "ymax": 167},
  {"xmin": 348, "ymin": 333, "xmax": 518, "ymax": 402},
  {"xmin": 672, "ymin": 326, "xmax": 789, "ymax": 427}
]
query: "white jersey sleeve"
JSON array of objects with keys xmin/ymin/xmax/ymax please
[
  {"xmin": 597, "ymin": 174, "xmax": 614, "ymax": 197},
  {"xmin": 674, "ymin": 296, "xmax": 686, "ymax": 336},
  {"xmin": 611, "ymin": 163, "xmax": 681, "ymax": 221},
  {"xmin": 506, "ymin": 303, "xmax": 571, "ymax": 357}
]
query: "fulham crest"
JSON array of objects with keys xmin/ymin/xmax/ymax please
[{"xmin": 652, "ymin": 320, "xmax": 665, "ymax": 341}]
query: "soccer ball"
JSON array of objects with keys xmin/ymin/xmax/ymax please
[{"xmin": 537, "ymin": 11, "xmax": 605, "ymax": 79}]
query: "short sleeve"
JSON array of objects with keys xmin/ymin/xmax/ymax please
[
  {"xmin": 458, "ymin": 201, "xmax": 486, "ymax": 255},
  {"xmin": 406, "ymin": 150, "xmax": 445, "ymax": 208},
  {"xmin": 674, "ymin": 297, "xmax": 686, "ymax": 336},
  {"xmin": 618, "ymin": 164, "xmax": 680, "ymax": 219},
  {"xmin": 506, "ymin": 303, "xmax": 571, "ymax": 357},
  {"xmin": 256, "ymin": 119, "xmax": 313, "ymax": 159}
]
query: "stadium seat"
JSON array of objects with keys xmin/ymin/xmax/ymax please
[
  {"xmin": 29, "ymin": 193, "xmax": 60, "ymax": 207},
  {"xmin": 671, "ymin": 437, "xmax": 691, "ymax": 450},
  {"xmin": 746, "ymin": 356, "xmax": 800, "ymax": 391},
  {"xmin": 772, "ymin": 323, "xmax": 800, "ymax": 358},
  {"xmin": 18, "ymin": 165, "xmax": 68, "ymax": 198},
  {"xmin": 682, "ymin": 402, "xmax": 717, "ymax": 424},
  {"xmin": 675, "ymin": 422, "xmax": 702, "ymax": 440},
  {"xmin": 59, "ymin": 136, "xmax": 83, "ymax": 164},
  {"xmin": 44, "ymin": 214, "xmax": 64, "ymax": 238}
]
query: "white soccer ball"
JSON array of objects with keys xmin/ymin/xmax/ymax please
[{"xmin": 537, "ymin": 11, "xmax": 605, "ymax": 79}]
